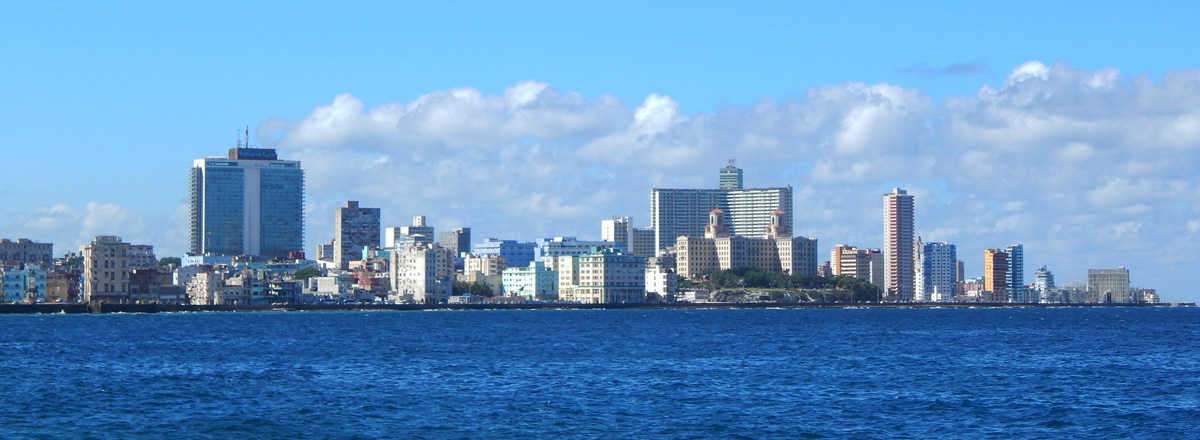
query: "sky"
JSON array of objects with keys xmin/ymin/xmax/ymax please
[{"xmin": 2, "ymin": 1, "xmax": 1199, "ymax": 301}]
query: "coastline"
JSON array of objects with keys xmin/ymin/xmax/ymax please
[{"xmin": 0, "ymin": 301, "xmax": 1189, "ymax": 315}]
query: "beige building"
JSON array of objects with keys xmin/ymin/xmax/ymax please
[
  {"xmin": 390, "ymin": 243, "xmax": 454, "ymax": 304},
  {"xmin": 81, "ymin": 236, "xmax": 133, "ymax": 303},
  {"xmin": 675, "ymin": 209, "xmax": 817, "ymax": 279},
  {"xmin": 884, "ymin": 188, "xmax": 915, "ymax": 301}
]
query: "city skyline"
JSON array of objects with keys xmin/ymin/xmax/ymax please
[{"xmin": 2, "ymin": 3, "xmax": 1199, "ymax": 301}]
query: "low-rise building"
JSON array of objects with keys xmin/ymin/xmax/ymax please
[{"xmin": 501, "ymin": 261, "xmax": 559, "ymax": 300}]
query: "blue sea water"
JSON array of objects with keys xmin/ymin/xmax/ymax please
[{"xmin": 1, "ymin": 307, "xmax": 1197, "ymax": 439}]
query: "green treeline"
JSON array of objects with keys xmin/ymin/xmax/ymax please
[{"xmin": 680, "ymin": 267, "xmax": 883, "ymax": 302}]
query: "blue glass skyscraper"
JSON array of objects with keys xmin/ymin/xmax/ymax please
[{"xmin": 189, "ymin": 147, "xmax": 304, "ymax": 259}]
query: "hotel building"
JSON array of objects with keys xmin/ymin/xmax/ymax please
[{"xmin": 189, "ymin": 146, "xmax": 304, "ymax": 258}]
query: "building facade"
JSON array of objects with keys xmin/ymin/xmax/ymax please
[
  {"xmin": 389, "ymin": 243, "xmax": 454, "ymax": 304},
  {"xmin": 501, "ymin": 261, "xmax": 559, "ymax": 300},
  {"xmin": 918, "ymin": 240, "xmax": 957, "ymax": 302},
  {"xmin": 556, "ymin": 248, "xmax": 647, "ymax": 304},
  {"xmin": 335, "ymin": 201, "xmax": 381, "ymax": 269},
  {"xmin": 650, "ymin": 165, "xmax": 792, "ymax": 253},
  {"xmin": 473, "ymin": 238, "xmax": 537, "ymax": 268},
  {"xmin": 675, "ymin": 209, "xmax": 817, "ymax": 279},
  {"xmin": 0, "ymin": 239, "xmax": 54, "ymax": 266},
  {"xmin": 438, "ymin": 227, "xmax": 472, "ymax": 256},
  {"xmin": 386, "ymin": 215, "xmax": 435, "ymax": 248},
  {"xmin": 81, "ymin": 235, "xmax": 134, "ymax": 302},
  {"xmin": 189, "ymin": 146, "xmax": 304, "ymax": 258},
  {"xmin": 719, "ymin": 161, "xmax": 743, "ymax": 189},
  {"xmin": 1088, "ymin": 267, "xmax": 1131, "ymax": 302},
  {"xmin": 983, "ymin": 249, "xmax": 1009, "ymax": 302},
  {"xmin": 883, "ymin": 188, "xmax": 915, "ymax": 301}
]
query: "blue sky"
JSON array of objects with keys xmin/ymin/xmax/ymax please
[{"xmin": 3, "ymin": 1, "xmax": 1199, "ymax": 301}]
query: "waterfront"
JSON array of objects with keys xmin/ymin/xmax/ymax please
[{"xmin": 2, "ymin": 307, "xmax": 1197, "ymax": 438}]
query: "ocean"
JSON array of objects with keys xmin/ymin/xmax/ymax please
[{"xmin": 1, "ymin": 307, "xmax": 1196, "ymax": 439}]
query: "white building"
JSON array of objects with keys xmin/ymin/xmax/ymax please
[
  {"xmin": 601, "ymin": 216, "xmax": 656, "ymax": 257},
  {"xmin": 389, "ymin": 243, "xmax": 454, "ymax": 304},
  {"xmin": 501, "ymin": 261, "xmax": 559, "ymax": 300},
  {"xmin": 916, "ymin": 239, "xmax": 957, "ymax": 302},
  {"xmin": 645, "ymin": 257, "xmax": 677, "ymax": 300},
  {"xmin": 385, "ymin": 215, "xmax": 435, "ymax": 248},
  {"xmin": 552, "ymin": 249, "xmax": 646, "ymax": 304}
]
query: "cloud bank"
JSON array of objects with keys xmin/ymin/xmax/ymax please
[{"xmin": 10, "ymin": 61, "xmax": 1197, "ymax": 299}]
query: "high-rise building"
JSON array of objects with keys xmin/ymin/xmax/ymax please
[
  {"xmin": 1088, "ymin": 267, "xmax": 1131, "ymax": 302},
  {"xmin": 919, "ymin": 241, "xmax": 957, "ymax": 302},
  {"xmin": 1005, "ymin": 243, "xmax": 1024, "ymax": 300},
  {"xmin": 334, "ymin": 201, "xmax": 381, "ymax": 269},
  {"xmin": 438, "ymin": 227, "xmax": 471, "ymax": 257},
  {"xmin": 189, "ymin": 146, "xmax": 304, "ymax": 258},
  {"xmin": 719, "ymin": 160, "xmax": 743, "ymax": 190},
  {"xmin": 883, "ymin": 188, "xmax": 915, "ymax": 301},
  {"xmin": 983, "ymin": 249, "xmax": 1009, "ymax": 302},
  {"xmin": 651, "ymin": 166, "xmax": 792, "ymax": 252}
]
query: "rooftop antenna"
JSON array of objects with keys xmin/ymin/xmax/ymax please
[
  {"xmin": 728, "ymin": 158, "xmax": 736, "ymax": 167},
  {"xmin": 236, "ymin": 129, "xmax": 242, "ymax": 149},
  {"xmin": 245, "ymin": 125, "xmax": 250, "ymax": 149}
]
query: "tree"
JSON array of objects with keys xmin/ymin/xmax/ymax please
[
  {"xmin": 293, "ymin": 267, "xmax": 321, "ymax": 280},
  {"xmin": 158, "ymin": 257, "xmax": 182, "ymax": 267}
]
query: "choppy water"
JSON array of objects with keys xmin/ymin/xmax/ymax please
[{"xmin": 1, "ymin": 307, "xmax": 1197, "ymax": 439}]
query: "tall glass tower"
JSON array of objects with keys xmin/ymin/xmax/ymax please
[{"xmin": 189, "ymin": 147, "xmax": 304, "ymax": 259}]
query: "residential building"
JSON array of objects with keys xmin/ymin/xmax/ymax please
[
  {"xmin": 334, "ymin": 201, "xmax": 381, "ymax": 269},
  {"xmin": 537, "ymin": 237, "xmax": 619, "ymax": 259},
  {"xmin": 883, "ymin": 188, "xmax": 915, "ymax": 301},
  {"xmin": 501, "ymin": 261, "xmax": 559, "ymax": 300},
  {"xmin": 1034, "ymin": 266, "xmax": 1055, "ymax": 292},
  {"xmin": 645, "ymin": 256, "xmax": 677, "ymax": 301},
  {"xmin": 473, "ymin": 238, "xmax": 537, "ymax": 268},
  {"xmin": 389, "ymin": 243, "xmax": 454, "ymax": 304},
  {"xmin": 1, "ymin": 265, "xmax": 47, "ymax": 303},
  {"xmin": 438, "ymin": 227, "xmax": 472, "ymax": 256},
  {"xmin": 81, "ymin": 235, "xmax": 137, "ymax": 303},
  {"xmin": 601, "ymin": 216, "xmax": 655, "ymax": 257},
  {"xmin": 0, "ymin": 239, "xmax": 54, "ymax": 266},
  {"xmin": 651, "ymin": 166, "xmax": 793, "ymax": 252},
  {"xmin": 557, "ymin": 248, "xmax": 646, "ymax": 304},
  {"xmin": 128, "ymin": 244, "xmax": 157, "ymax": 270},
  {"xmin": 1088, "ymin": 267, "xmax": 1131, "ymax": 303},
  {"xmin": 463, "ymin": 253, "xmax": 506, "ymax": 280},
  {"xmin": 1005, "ymin": 244, "xmax": 1026, "ymax": 302},
  {"xmin": 983, "ymin": 249, "xmax": 1009, "ymax": 302},
  {"xmin": 386, "ymin": 216, "xmax": 435, "ymax": 248},
  {"xmin": 189, "ymin": 145, "xmax": 304, "ymax": 258},
  {"xmin": 675, "ymin": 208, "xmax": 817, "ymax": 278},
  {"xmin": 917, "ymin": 240, "xmax": 957, "ymax": 302},
  {"xmin": 831, "ymin": 245, "xmax": 881, "ymax": 283}
]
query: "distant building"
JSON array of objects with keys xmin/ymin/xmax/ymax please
[
  {"xmin": 1088, "ymin": 267, "xmax": 1131, "ymax": 303},
  {"xmin": 1006, "ymin": 244, "xmax": 1026, "ymax": 302},
  {"xmin": 189, "ymin": 145, "xmax": 304, "ymax": 258},
  {"xmin": 601, "ymin": 216, "xmax": 655, "ymax": 257},
  {"xmin": 335, "ymin": 201, "xmax": 381, "ymax": 269},
  {"xmin": 555, "ymin": 248, "xmax": 647, "ymax": 304},
  {"xmin": 386, "ymin": 216, "xmax": 434, "ymax": 248},
  {"xmin": 645, "ymin": 256, "xmax": 677, "ymax": 300},
  {"xmin": 675, "ymin": 208, "xmax": 817, "ymax": 278},
  {"xmin": 536, "ymin": 237, "xmax": 619, "ymax": 259},
  {"xmin": 463, "ymin": 253, "xmax": 506, "ymax": 280},
  {"xmin": 650, "ymin": 166, "xmax": 793, "ymax": 252},
  {"xmin": 983, "ymin": 249, "xmax": 1009, "ymax": 302},
  {"xmin": 81, "ymin": 236, "xmax": 138, "ymax": 303},
  {"xmin": 917, "ymin": 240, "xmax": 956, "ymax": 302},
  {"xmin": 883, "ymin": 188, "xmax": 915, "ymax": 301},
  {"xmin": 501, "ymin": 261, "xmax": 558, "ymax": 300},
  {"xmin": 719, "ymin": 160, "xmax": 744, "ymax": 190},
  {"xmin": 128, "ymin": 244, "xmax": 157, "ymax": 270},
  {"xmin": 0, "ymin": 239, "xmax": 54, "ymax": 266},
  {"xmin": 389, "ymin": 243, "xmax": 454, "ymax": 304},
  {"xmin": 1034, "ymin": 266, "xmax": 1055, "ymax": 292},
  {"xmin": 831, "ymin": 244, "xmax": 882, "ymax": 283},
  {"xmin": 1, "ymin": 265, "xmax": 47, "ymax": 303},
  {"xmin": 438, "ymin": 227, "xmax": 472, "ymax": 256},
  {"xmin": 474, "ymin": 238, "xmax": 537, "ymax": 268}
]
